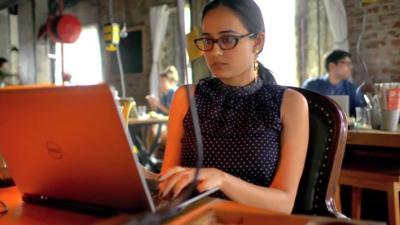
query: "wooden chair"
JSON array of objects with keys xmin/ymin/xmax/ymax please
[
  {"xmin": 290, "ymin": 87, "xmax": 348, "ymax": 218},
  {"xmin": 339, "ymin": 164, "xmax": 399, "ymax": 225}
]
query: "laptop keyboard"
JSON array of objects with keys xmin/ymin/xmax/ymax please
[
  {"xmin": 145, "ymin": 178, "xmax": 217, "ymax": 211},
  {"xmin": 145, "ymin": 178, "xmax": 182, "ymax": 210}
]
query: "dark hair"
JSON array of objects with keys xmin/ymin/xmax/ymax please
[
  {"xmin": 325, "ymin": 50, "xmax": 351, "ymax": 72},
  {"xmin": 202, "ymin": 0, "xmax": 276, "ymax": 84},
  {"xmin": 0, "ymin": 57, "xmax": 7, "ymax": 68},
  {"xmin": 202, "ymin": 0, "xmax": 265, "ymax": 34},
  {"xmin": 258, "ymin": 62, "xmax": 276, "ymax": 85}
]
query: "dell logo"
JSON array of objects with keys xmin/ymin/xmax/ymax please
[{"xmin": 46, "ymin": 141, "xmax": 63, "ymax": 159}]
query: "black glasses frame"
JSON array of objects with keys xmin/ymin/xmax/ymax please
[
  {"xmin": 194, "ymin": 33, "xmax": 256, "ymax": 52},
  {"xmin": 338, "ymin": 60, "xmax": 352, "ymax": 66}
]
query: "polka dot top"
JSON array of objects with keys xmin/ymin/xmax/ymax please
[{"xmin": 181, "ymin": 77, "xmax": 286, "ymax": 199}]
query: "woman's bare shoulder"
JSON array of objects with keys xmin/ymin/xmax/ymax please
[
  {"xmin": 283, "ymin": 88, "xmax": 307, "ymax": 105},
  {"xmin": 170, "ymin": 85, "xmax": 196, "ymax": 116},
  {"xmin": 174, "ymin": 85, "xmax": 196, "ymax": 100},
  {"xmin": 281, "ymin": 88, "xmax": 308, "ymax": 117}
]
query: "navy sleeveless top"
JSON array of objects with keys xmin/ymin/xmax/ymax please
[{"xmin": 180, "ymin": 77, "xmax": 286, "ymax": 198}]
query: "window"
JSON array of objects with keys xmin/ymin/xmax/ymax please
[
  {"xmin": 254, "ymin": 0, "xmax": 297, "ymax": 86},
  {"xmin": 184, "ymin": 2, "xmax": 193, "ymax": 84},
  {"xmin": 55, "ymin": 25, "xmax": 103, "ymax": 85}
]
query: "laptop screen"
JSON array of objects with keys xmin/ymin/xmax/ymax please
[
  {"xmin": 0, "ymin": 84, "xmax": 155, "ymax": 212},
  {"xmin": 327, "ymin": 95, "xmax": 349, "ymax": 117}
]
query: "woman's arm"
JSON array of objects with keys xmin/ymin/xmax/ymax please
[
  {"xmin": 159, "ymin": 89, "xmax": 309, "ymax": 213},
  {"xmin": 220, "ymin": 89, "xmax": 309, "ymax": 213},
  {"xmin": 146, "ymin": 90, "xmax": 176, "ymax": 115},
  {"xmin": 156, "ymin": 103, "xmax": 170, "ymax": 115},
  {"xmin": 160, "ymin": 86, "xmax": 191, "ymax": 173},
  {"xmin": 146, "ymin": 95, "xmax": 169, "ymax": 114}
]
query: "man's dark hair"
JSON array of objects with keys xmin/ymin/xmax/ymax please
[
  {"xmin": 325, "ymin": 50, "xmax": 351, "ymax": 72},
  {"xmin": 0, "ymin": 57, "xmax": 8, "ymax": 68}
]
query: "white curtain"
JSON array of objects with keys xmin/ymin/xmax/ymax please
[
  {"xmin": 149, "ymin": 5, "xmax": 170, "ymax": 96},
  {"xmin": 323, "ymin": 0, "xmax": 349, "ymax": 51}
]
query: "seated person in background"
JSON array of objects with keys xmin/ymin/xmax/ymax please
[
  {"xmin": 145, "ymin": 66, "xmax": 179, "ymax": 164},
  {"xmin": 302, "ymin": 50, "xmax": 366, "ymax": 116},
  {"xmin": 158, "ymin": 0, "xmax": 309, "ymax": 213},
  {"xmin": 146, "ymin": 66, "xmax": 179, "ymax": 115}
]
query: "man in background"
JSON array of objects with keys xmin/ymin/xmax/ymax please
[
  {"xmin": 302, "ymin": 50, "xmax": 366, "ymax": 116},
  {"xmin": 146, "ymin": 65, "xmax": 179, "ymax": 115}
]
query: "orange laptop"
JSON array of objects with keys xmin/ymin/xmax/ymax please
[{"xmin": 0, "ymin": 84, "xmax": 216, "ymax": 214}]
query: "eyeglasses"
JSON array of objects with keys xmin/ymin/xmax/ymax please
[
  {"xmin": 338, "ymin": 60, "xmax": 352, "ymax": 66},
  {"xmin": 194, "ymin": 33, "xmax": 256, "ymax": 52}
]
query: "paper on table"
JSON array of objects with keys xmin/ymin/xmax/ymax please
[
  {"xmin": 387, "ymin": 87, "xmax": 400, "ymax": 110},
  {"xmin": 374, "ymin": 82, "xmax": 400, "ymax": 110}
]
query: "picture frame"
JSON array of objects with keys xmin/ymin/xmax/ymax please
[{"xmin": 111, "ymin": 25, "xmax": 146, "ymax": 76}]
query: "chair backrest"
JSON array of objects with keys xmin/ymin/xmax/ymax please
[{"xmin": 290, "ymin": 87, "xmax": 348, "ymax": 218}]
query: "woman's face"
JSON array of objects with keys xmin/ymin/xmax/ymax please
[
  {"xmin": 158, "ymin": 77, "xmax": 170, "ymax": 94},
  {"xmin": 201, "ymin": 6, "xmax": 263, "ymax": 82}
]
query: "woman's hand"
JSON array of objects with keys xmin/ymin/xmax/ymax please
[
  {"xmin": 158, "ymin": 166, "xmax": 226, "ymax": 198},
  {"xmin": 141, "ymin": 165, "xmax": 158, "ymax": 179},
  {"xmin": 146, "ymin": 95, "xmax": 161, "ymax": 109}
]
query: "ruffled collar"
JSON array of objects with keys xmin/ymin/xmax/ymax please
[
  {"xmin": 197, "ymin": 77, "xmax": 263, "ymax": 99},
  {"xmin": 189, "ymin": 76, "xmax": 283, "ymax": 134}
]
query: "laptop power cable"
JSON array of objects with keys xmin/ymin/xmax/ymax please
[{"xmin": 122, "ymin": 0, "xmax": 204, "ymax": 224}]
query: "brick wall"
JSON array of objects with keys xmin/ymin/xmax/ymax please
[{"xmin": 344, "ymin": 0, "xmax": 400, "ymax": 84}]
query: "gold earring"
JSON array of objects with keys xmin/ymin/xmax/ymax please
[{"xmin": 254, "ymin": 60, "xmax": 259, "ymax": 72}]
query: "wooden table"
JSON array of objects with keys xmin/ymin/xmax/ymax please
[
  {"xmin": 344, "ymin": 128, "xmax": 400, "ymax": 165},
  {"xmin": 347, "ymin": 129, "xmax": 400, "ymax": 148},
  {"xmin": 340, "ymin": 129, "xmax": 400, "ymax": 225},
  {"xmin": 128, "ymin": 117, "xmax": 168, "ymax": 126},
  {"xmin": 127, "ymin": 117, "xmax": 169, "ymax": 172},
  {"xmin": 0, "ymin": 187, "xmax": 381, "ymax": 225}
]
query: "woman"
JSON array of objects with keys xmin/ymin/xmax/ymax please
[
  {"xmin": 146, "ymin": 65, "xmax": 179, "ymax": 115},
  {"xmin": 158, "ymin": 0, "xmax": 309, "ymax": 213}
]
